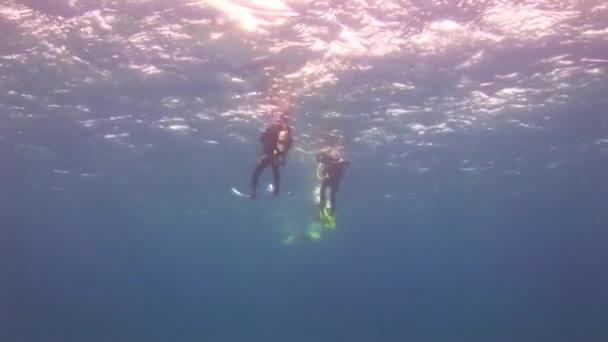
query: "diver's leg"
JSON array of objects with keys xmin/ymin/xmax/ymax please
[
  {"xmin": 320, "ymin": 179, "xmax": 329, "ymax": 210},
  {"xmin": 329, "ymin": 179, "xmax": 340, "ymax": 213},
  {"xmin": 250, "ymin": 154, "xmax": 272, "ymax": 197},
  {"xmin": 271, "ymin": 159, "xmax": 280, "ymax": 196}
]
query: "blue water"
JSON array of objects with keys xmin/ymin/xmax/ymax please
[{"xmin": 1, "ymin": 1, "xmax": 608, "ymax": 341}]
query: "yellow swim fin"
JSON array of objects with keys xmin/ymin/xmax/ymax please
[{"xmin": 320, "ymin": 208, "xmax": 336, "ymax": 229}]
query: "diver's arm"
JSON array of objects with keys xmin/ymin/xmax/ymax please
[
  {"xmin": 281, "ymin": 129, "xmax": 292, "ymax": 166},
  {"xmin": 285, "ymin": 130, "xmax": 293, "ymax": 151}
]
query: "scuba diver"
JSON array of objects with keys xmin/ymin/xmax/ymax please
[
  {"xmin": 248, "ymin": 119, "xmax": 293, "ymax": 199},
  {"xmin": 316, "ymin": 151, "xmax": 350, "ymax": 228}
]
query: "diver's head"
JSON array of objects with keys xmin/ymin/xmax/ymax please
[
  {"xmin": 318, "ymin": 150, "xmax": 342, "ymax": 161},
  {"xmin": 329, "ymin": 150, "xmax": 341, "ymax": 160},
  {"xmin": 316, "ymin": 151, "xmax": 330, "ymax": 163},
  {"xmin": 272, "ymin": 111, "xmax": 291, "ymax": 126}
]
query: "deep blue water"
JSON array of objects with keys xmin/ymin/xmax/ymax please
[{"xmin": 2, "ymin": 1, "xmax": 608, "ymax": 341}]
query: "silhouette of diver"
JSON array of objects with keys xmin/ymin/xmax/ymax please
[
  {"xmin": 248, "ymin": 119, "xmax": 293, "ymax": 198},
  {"xmin": 316, "ymin": 151, "xmax": 349, "ymax": 226}
]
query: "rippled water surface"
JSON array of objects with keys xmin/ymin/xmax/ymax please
[{"xmin": 1, "ymin": 1, "xmax": 608, "ymax": 341}]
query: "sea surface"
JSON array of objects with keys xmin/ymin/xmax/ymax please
[{"xmin": 1, "ymin": 1, "xmax": 608, "ymax": 341}]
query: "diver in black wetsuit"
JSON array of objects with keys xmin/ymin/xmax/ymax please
[
  {"xmin": 248, "ymin": 121, "xmax": 293, "ymax": 198},
  {"xmin": 316, "ymin": 152, "xmax": 350, "ymax": 221}
]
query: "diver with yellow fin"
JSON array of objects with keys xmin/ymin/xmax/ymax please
[
  {"xmin": 280, "ymin": 151, "xmax": 349, "ymax": 244},
  {"xmin": 316, "ymin": 151, "xmax": 350, "ymax": 228}
]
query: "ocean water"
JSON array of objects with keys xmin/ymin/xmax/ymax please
[{"xmin": 1, "ymin": 1, "xmax": 608, "ymax": 341}]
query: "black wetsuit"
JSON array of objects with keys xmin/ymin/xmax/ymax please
[
  {"xmin": 250, "ymin": 124, "xmax": 292, "ymax": 197},
  {"xmin": 317, "ymin": 153, "xmax": 349, "ymax": 213}
]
